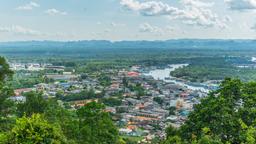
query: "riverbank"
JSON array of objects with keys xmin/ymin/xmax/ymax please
[{"xmin": 143, "ymin": 64, "xmax": 211, "ymax": 93}]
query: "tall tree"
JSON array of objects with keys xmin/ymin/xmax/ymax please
[
  {"xmin": 164, "ymin": 78, "xmax": 256, "ymax": 144},
  {"xmin": 6, "ymin": 114, "xmax": 67, "ymax": 144},
  {"xmin": 0, "ymin": 57, "xmax": 13, "ymax": 82},
  {"xmin": 0, "ymin": 57, "xmax": 14, "ymax": 131},
  {"xmin": 44, "ymin": 99, "xmax": 79, "ymax": 143},
  {"xmin": 17, "ymin": 92, "xmax": 48, "ymax": 117},
  {"xmin": 77, "ymin": 102, "xmax": 120, "ymax": 144}
]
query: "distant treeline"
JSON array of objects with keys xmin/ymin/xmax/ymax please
[{"xmin": 1, "ymin": 40, "xmax": 256, "ymax": 58}]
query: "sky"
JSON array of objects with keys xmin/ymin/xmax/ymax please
[{"xmin": 0, "ymin": 0, "xmax": 256, "ymax": 41}]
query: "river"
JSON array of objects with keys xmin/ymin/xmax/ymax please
[{"xmin": 143, "ymin": 64, "xmax": 209, "ymax": 93}]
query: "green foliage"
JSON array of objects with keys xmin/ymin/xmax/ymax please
[
  {"xmin": 0, "ymin": 82, "xmax": 15, "ymax": 118},
  {"xmin": 17, "ymin": 92, "xmax": 48, "ymax": 117},
  {"xmin": 166, "ymin": 126, "xmax": 179, "ymax": 138},
  {"xmin": 163, "ymin": 78, "xmax": 256, "ymax": 144},
  {"xmin": 168, "ymin": 106, "xmax": 176, "ymax": 115},
  {"xmin": 61, "ymin": 89, "xmax": 102, "ymax": 101},
  {"xmin": 6, "ymin": 114, "xmax": 67, "ymax": 144},
  {"xmin": 170, "ymin": 57, "xmax": 256, "ymax": 82},
  {"xmin": 162, "ymin": 136, "xmax": 182, "ymax": 144},
  {"xmin": 122, "ymin": 77, "xmax": 128, "ymax": 87},
  {"xmin": 9, "ymin": 71, "xmax": 44, "ymax": 89},
  {"xmin": 0, "ymin": 57, "xmax": 13, "ymax": 81},
  {"xmin": 77, "ymin": 102, "xmax": 120, "ymax": 144},
  {"xmin": 44, "ymin": 99, "xmax": 80, "ymax": 143},
  {"xmin": 0, "ymin": 132, "xmax": 8, "ymax": 143},
  {"xmin": 153, "ymin": 97, "xmax": 164, "ymax": 105},
  {"xmin": 101, "ymin": 97, "xmax": 122, "ymax": 107},
  {"xmin": 194, "ymin": 135, "xmax": 223, "ymax": 144},
  {"xmin": 121, "ymin": 136, "xmax": 143, "ymax": 144},
  {"xmin": 129, "ymin": 83, "xmax": 146, "ymax": 99},
  {"xmin": 98, "ymin": 74, "xmax": 112, "ymax": 87},
  {"xmin": 14, "ymin": 90, "xmax": 79, "ymax": 143},
  {"xmin": 192, "ymin": 128, "xmax": 223, "ymax": 144},
  {"xmin": 0, "ymin": 57, "xmax": 15, "ymax": 132},
  {"xmin": 239, "ymin": 120, "xmax": 256, "ymax": 144}
]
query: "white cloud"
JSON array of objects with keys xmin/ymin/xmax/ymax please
[
  {"xmin": 111, "ymin": 22, "xmax": 126, "ymax": 27},
  {"xmin": 111, "ymin": 22, "xmax": 117, "ymax": 27},
  {"xmin": 139, "ymin": 23, "xmax": 163, "ymax": 33},
  {"xmin": 175, "ymin": 6, "xmax": 219, "ymax": 28},
  {"xmin": 139, "ymin": 23, "xmax": 177, "ymax": 35},
  {"xmin": 0, "ymin": 25, "xmax": 42, "ymax": 36},
  {"xmin": 121, "ymin": 0, "xmax": 228, "ymax": 29},
  {"xmin": 251, "ymin": 23, "xmax": 256, "ymax": 30},
  {"xmin": 182, "ymin": 0, "xmax": 214, "ymax": 7},
  {"xmin": 120, "ymin": 0, "xmax": 141, "ymax": 11},
  {"xmin": 239, "ymin": 22, "xmax": 250, "ymax": 30},
  {"xmin": 16, "ymin": 1, "xmax": 40, "ymax": 10},
  {"xmin": 121, "ymin": 0, "xmax": 180, "ymax": 16},
  {"xmin": 166, "ymin": 26, "xmax": 175, "ymax": 32},
  {"xmin": 0, "ymin": 25, "xmax": 74, "ymax": 39},
  {"xmin": 223, "ymin": 15, "xmax": 233, "ymax": 22},
  {"xmin": 45, "ymin": 9, "xmax": 67, "ymax": 16},
  {"xmin": 225, "ymin": 0, "xmax": 256, "ymax": 11},
  {"xmin": 104, "ymin": 29, "xmax": 111, "ymax": 33}
]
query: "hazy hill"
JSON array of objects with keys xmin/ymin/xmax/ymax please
[{"xmin": 1, "ymin": 39, "xmax": 256, "ymax": 57}]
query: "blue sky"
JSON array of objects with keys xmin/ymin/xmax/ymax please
[{"xmin": 0, "ymin": 0, "xmax": 256, "ymax": 41}]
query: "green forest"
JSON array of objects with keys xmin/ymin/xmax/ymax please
[{"xmin": 0, "ymin": 50, "xmax": 256, "ymax": 144}]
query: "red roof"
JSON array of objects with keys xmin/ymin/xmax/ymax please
[
  {"xmin": 127, "ymin": 71, "xmax": 140, "ymax": 77},
  {"xmin": 14, "ymin": 88, "xmax": 33, "ymax": 96}
]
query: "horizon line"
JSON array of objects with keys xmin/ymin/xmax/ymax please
[{"xmin": 1, "ymin": 38, "xmax": 256, "ymax": 43}]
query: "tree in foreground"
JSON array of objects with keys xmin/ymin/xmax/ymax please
[
  {"xmin": 77, "ymin": 102, "xmax": 120, "ymax": 144},
  {"xmin": 163, "ymin": 78, "xmax": 256, "ymax": 144},
  {"xmin": 17, "ymin": 91, "xmax": 48, "ymax": 117},
  {"xmin": 44, "ymin": 99, "xmax": 80, "ymax": 143},
  {"xmin": 0, "ymin": 57, "xmax": 13, "ymax": 82},
  {"xmin": 0, "ymin": 57, "xmax": 14, "ymax": 132},
  {"xmin": 6, "ymin": 114, "xmax": 67, "ymax": 144}
]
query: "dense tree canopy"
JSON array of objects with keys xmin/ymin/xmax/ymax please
[
  {"xmin": 17, "ymin": 92, "xmax": 48, "ymax": 117},
  {"xmin": 77, "ymin": 102, "xmax": 120, "ymax": 144},
  {"xmin": 0, "ymin": 57, "xmax": 13, "ymax": 82},
  {"xmin": 163, "ymin": 78, "xmax": 256, "ymax": 144},
  {"xmin": 0, "ymin": 57, "xmax": 14, "ymax": 132},
  {"xmin": 6, "ymin": 114, "xmax": 67, "ymax": 144}
]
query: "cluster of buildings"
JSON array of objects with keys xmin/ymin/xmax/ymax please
[
  {"xmin": 10, "ymin": 62, "xmax": 65, "ymax": 71},
  {"xmin": 111, "ymin": 69, "xmax": 207, "ymax": 142},
  {"xmin": 10, "ymin": 63, "xmax": 209, "ymax": 143}
]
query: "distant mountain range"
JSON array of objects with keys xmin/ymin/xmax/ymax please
[
  {"xmin": 1, "ymin": 39, "xmax": 256, "ymax": 49},
  {"xmin": 1, "ymin": 39, "xmax": 256, "ymax": 57}
]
